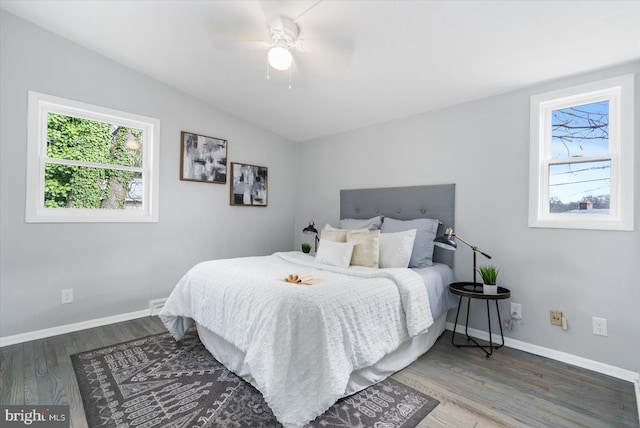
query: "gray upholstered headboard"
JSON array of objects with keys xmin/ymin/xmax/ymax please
[{"xmin": 340, "ymin": 184, "xmax": 455, "ymax": 267}]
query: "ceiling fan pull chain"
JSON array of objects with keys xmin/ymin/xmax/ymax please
[
  {"xmin": 266, "ymin": 60, "xmax": 270, "ymax": 80},
  {"xmin": 289, "ymin": 67, "xmax": 292, "ymax": 89}
]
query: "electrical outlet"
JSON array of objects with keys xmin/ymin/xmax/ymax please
[
  {"xmin": 61, "ymin": 288, "xmax": 73, "ymax": 304},
  {"xmin": 550, "ymin": 310, "xmax": 562, "ymax": 326},
  {"xmin": 592, "ymin": 317, "xmax": 608, "ymax": 336},
  {"xmin": 510, "ymin": 302, "xmax": 522, "ymax": 319}
]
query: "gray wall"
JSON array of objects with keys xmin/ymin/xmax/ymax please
[
  {"xmin": 294, "ymin": 62, "xmax": 640, "ymax": 372},
  {"xmin": 0, "ymin": 11, "xmax": 297, "ymax": 337}
]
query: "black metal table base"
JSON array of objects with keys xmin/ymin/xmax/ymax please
[{"xmin": 452, "ymin": 295, "xmax": 505, "ymax": 357}]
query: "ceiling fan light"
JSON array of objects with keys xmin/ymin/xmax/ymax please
[{"xmin": 268, "ymin": 46, "xmax": 293, "ymax": 71}]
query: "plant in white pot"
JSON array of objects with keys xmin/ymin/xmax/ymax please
[{"xmin": 477, "ymin": 265, "xmax": 499, "ymax": 294}]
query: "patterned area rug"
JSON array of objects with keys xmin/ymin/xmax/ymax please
[{"xmin": 71, "ymin": 328, "xmax": 439, "ymax": 428}]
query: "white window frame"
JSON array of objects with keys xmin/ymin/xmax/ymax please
[
  {"xmin": 528, "ymin": 74, "xmax": 634, "ymax": 231},
  {"xmin": 26, "ymin": 91, "xmax": 160, "ymax": 223}
]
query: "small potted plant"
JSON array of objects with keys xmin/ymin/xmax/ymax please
[
  {"xmin": 301, "ymin": 243, "xmax": 311, "ymax": 254},
  {"xmin": 477, "ymin": 265, "xmax": 499, "ymax": 294}
]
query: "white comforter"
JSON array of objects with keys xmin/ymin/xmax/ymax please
[{"xmin": 159, "ymin": 251, "xmax": 433, "ymax": 427}]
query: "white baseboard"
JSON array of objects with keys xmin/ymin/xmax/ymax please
[
  {"xmin": 634, "ymin": 373, "xmax": 640, "ymax": 424},
  {"xmin": 0, "ymin": 309, "xmax": 150, "ymax": 347},
  {"xmin": 445, "ymin": 322, "xmax": 637, "ymax": 383}
]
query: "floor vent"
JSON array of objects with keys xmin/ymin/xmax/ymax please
[{"xmin": 149, "ymin": 298, "xmax": 168, "ymax": 316}]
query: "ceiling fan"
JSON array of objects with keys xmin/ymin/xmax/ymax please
[
  {"xmin": 210, "ymin": 1, "xmax": 353, "ymax": 88},
  {"xmin": 266, "ymin": 16, "xmax": 303, "ymax": 72}
]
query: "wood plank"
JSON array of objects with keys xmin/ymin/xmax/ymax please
[
  {"xmin": 66, "ymin": 330, "xmax": 94, "ymax": 356},
  {"xmin": 52, "ymin": 334, "xmax": 87, "ymax": 428},
  {"xmin": 74, "ymin": 327, "xmax": 109, "ymax": 353},
  {"xmin": 102, "ymin": 321, "xmax": 135, "ymax": 343},
  {"xmin": 36, "ymin": 337, "xmax": 66, "ymax": 406},
  {"xmin": 143, "ymin": 316, "xmax": 168, "ymax": 334},
  {"xmin": 128, "ymin": 316, "xmax": 167, "ymax": 336},
  {"xmin": 0, "ymin": 343, "xmax": 24, "ymax": 405},
  {"xmin": 22, "ymin": 340, "xmax": 42, "ymax": 405}
]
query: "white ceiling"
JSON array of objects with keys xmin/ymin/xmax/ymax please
[{"xmin": 2, "ymin": 1, "xmax": 639, "ymax": 142}]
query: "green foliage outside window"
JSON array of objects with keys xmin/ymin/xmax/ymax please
[{"xmin": 45, "ymin": 113, "xmax": 142, "ymax": 209}]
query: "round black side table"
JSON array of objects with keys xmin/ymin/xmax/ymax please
[{"xmin": 449, "ymin": 282, "xmax": 511, "ymax": 358}]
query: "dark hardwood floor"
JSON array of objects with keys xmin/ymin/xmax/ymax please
[
  {"xmin": 394, "ymin": 332, "xmax": 638, "ymax": 427},
  {"xmin": 1, "ymin": 317, "xmax": 637, "ymax": 427}
]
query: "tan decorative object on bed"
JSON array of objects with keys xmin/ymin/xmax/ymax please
[
  {"xmin": 284, "ymin": 272, "xmax": 323, "ymax": 285},
  {"xmin": 320, "ymin": 225, "xmax": 348, "ymax": 242},
  {"xmin": 347, "ymin": 229, "xmax": 380, "ymax": 268}
]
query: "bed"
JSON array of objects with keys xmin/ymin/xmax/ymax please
[{"xmin": 159, "ymin": 184, "xmax": 456, "ymax": 427}]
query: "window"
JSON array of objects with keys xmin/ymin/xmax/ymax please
[
  {"xmin": 26, "ymin": 91, "xmax": 160, "ymax": 222},
  {"xmin": 529, "ymin": 74, "xmax": 634, "ymax": 231}
]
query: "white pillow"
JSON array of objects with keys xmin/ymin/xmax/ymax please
[
  {"xmin": 379, "ymin": 229, "xmax": 417, "ymax": 268},
  {"xmin": 315, "ymin": 239, "xmax": 355, "ymax": 268},
  {"xmin": 381, "ymin": 218, "xmax": 439, "ymax": 267}
]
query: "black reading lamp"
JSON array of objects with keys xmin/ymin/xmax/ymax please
[
  {"xmin": 302, "ymin": 220, "xmax": 319, "ymax": 253},
  {"xmin": 434, "ymin": 227, "xmax": 491, "ymax": 287}
]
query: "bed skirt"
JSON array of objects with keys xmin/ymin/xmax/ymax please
[{"xmin": 196, "ymin": 312, "xmax": 447, "ymax": 398}]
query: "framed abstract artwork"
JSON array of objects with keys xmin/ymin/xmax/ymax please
[
  {"xmin": 230, "ymin": 162, "xmax": 268, "ymax": 206},
  {"xmin": 180, "ymin": 131, "xmax": 227, "ymax": 183}
]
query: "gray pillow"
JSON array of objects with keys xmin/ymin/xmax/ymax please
[
  {"xmin": 339, "ymin": 215, "xmax": 383, "ymax": 231},
  {"xmin": 381, "ymin": 217, "xmax": 439, "ymax": 267}
]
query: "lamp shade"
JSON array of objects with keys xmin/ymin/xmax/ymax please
[
  {"xmin": 268, "ymin": 46, "xmax": 293, "ymax": 71},
  {"xmin": 434, "ymin": 227, "xmax": 457, "ymax": 251},
  {"xmin": 302, "ymin": 220, "xmax": 318, "ymax": 235},
  {"xmin": 434, "ymin": 234, "xmax": 457, "ymax": 250}
]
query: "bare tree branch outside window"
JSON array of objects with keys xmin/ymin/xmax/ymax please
[{"xmin": 549, "ymin": 101, "xmax": 610, "ymax": 213}]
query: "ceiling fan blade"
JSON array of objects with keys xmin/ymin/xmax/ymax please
[
  {"xmin": 258, "ymin": 1, "xmax": 327, "ymax": 32},
  {"xmin": 293, "ymin": 38, "xmax": 355, "ymax": 75},
  {"xmin": 292, "ymin": 50, "xmax": 352, "ymax": 81},
  {"xmin": 205, "ymin": 2, "xmax": 271, "ymax": 50},
  {"xmin": 212, "ymin": 40, "xmax": 270, "ymax": 53},
  {"xmin": 299, "ymin": 38, "xmax": 354, "ymax": 57},
  {"xmin": 257, "ymin": 1, "xmax": 283, "ymax": 23}
]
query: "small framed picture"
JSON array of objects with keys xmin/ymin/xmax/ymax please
[
  {"xmin": 180, "ymin": 131, "xmax": 227, "ymax": 183},
  {"xmin": 230, "ymin": 162, "xmax": 268, "ymax": 206}
]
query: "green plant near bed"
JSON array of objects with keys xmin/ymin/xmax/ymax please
[
  {"xmin": 301, "ymin": 243, "xmax": 312, "ymax": 254},
  {"xmin": 477, "ymin": 265, "xmax": 499, "ymax": 285}
]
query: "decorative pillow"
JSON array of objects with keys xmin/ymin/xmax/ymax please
[
  {"xmin": 320, "ymin": 224, "xmax": 347, "ymax": 242},
  {"xmin": 315, "ymin": 240, "xmax": 354, "ymax": 268},
  {"xmin": 381, "ymin": 218, "xmax": 439, "ymax": 267},
  {"xmin": 346, "ymin": 230, "xmax": 380, "ymax": 268},
  {"xmin": 340, "ymin": 216, "xmax": 383, "ymax": 231},
  {"xmin": 379, "ymin": 229, "xmax": 417, "ymax": 268}
]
